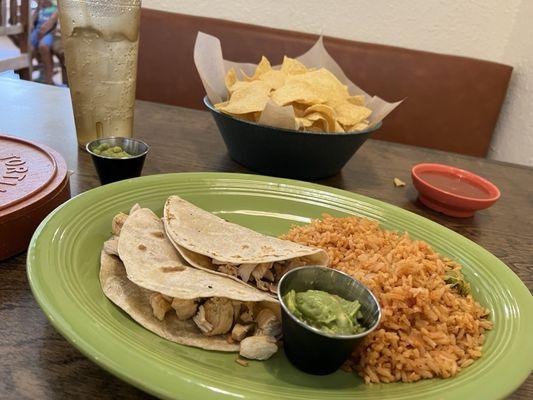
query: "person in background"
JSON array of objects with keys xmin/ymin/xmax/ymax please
[{"xmin": 31, "ymin": 0, "xmax": 59, "ymax": 84}]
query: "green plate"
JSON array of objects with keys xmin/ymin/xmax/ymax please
[{"xmin": 27, "ymin": 173, "xmax": 533, "ymax": 400}]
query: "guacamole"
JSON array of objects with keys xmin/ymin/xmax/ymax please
[
  {"xmin": 283, "ymin": 289, "xmax": 366, "ymax": 335},
  {"xmin": 92, "ymin": 143, "xmax": 132, "ymax": 158}
]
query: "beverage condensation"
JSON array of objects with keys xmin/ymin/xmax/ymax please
[{"xmin": 58, "ymin": 0, "xmax": 141, "ymax": 147}]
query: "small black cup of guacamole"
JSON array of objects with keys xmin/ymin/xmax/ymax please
[
  {"xmin": 86, "ymin": 137, "xmax": 149, "ymax": 185},
  {"xmin": 278, "ymin": 266, "xmax": 381, "ymax": 375}
]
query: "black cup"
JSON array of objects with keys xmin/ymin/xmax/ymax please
[
  {"xmin": 278, "ymin": 266, "xmax": 381, "ymax": 375},
  {"xmin": 86, "ymin": 137, "xmax": 149, "ymax": 185},
  {"xmin": 204, "ymin": 96, "xmax": 382, "ymax": 179}
]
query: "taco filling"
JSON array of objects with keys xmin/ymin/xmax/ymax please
[
  {"xmin": 163, "ymin": 195, "xmax": 329, "ymax": 294},
  {"xmin": 100, "ymin": 205, "xmax": 281, "ymax": 360}
]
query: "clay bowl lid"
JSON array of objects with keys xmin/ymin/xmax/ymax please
[{"xmin": 0, "ymin": 134, "xmax": 69, "ymax": 221}]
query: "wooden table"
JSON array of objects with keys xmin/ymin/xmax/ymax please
[{"xmin": 1, "ymin": 78, "xmax": 531, "ymax": 399}]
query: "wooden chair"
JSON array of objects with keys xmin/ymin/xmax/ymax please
[
  {"xmin": 0, "ymin": 0, "xmax": 31, "ymax": 79},
  {"xmin": 136, "ymin": 10, "xmax": 512, "ymax": 157},
  {"xmin": 51, "ymin": 29, "xmax": 67, "ymax": 85}
]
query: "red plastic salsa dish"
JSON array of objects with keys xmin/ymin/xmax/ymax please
[{"xmin": 411, "ymin": 163, "xmax": 500, "ymax": 217}]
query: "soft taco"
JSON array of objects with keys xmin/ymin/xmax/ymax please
[
  {"xmin": 100, "ymin": 206, "xmax": 281, "ymax": 359},
  {"xmin": 163, "ymin": 195, "xmax": 329, "ymax": 294}
]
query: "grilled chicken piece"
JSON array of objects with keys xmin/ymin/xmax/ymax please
[
  {"xmin": 231, "ymin": 323, "xmax": 255, "ymax": 342},
  {"xmin": 103, "ymin": 237, "xmax": 119, "ymax": 256},
  {"xmin": 273, "ymin": 259, "xmax": 307, "ymax": 280},
  {"xmin": 268, "ymin": 283, "xmax": 277, "ymax": 294},
  {"xmin": 238, "ymin": 263, "xmax": 257, "ymax": 282},
  {"xmin": 240, "ymin": 310, "xmax": 254, "ymax": 323},
  {"xmin": 193, "ymin": 298, "xmax": 234, "ymax": 336},
  {"xmin": 262, "ymin": 269, "xmax": 274, "ymax": 282},
  {"xmin": 256, "ymin": 309, "xmax": 282, "ymax": 337},
  {"xmin": 251, "ymin": 262, "xmax": 273, "ymax": 282},
  {"xmin": 171, "ymin": 298, "xmax": 198, "ymax": 320},
  {"xmin": 111, "ymin": 213, "xmax": 129, "ymax": 236},
  {"xmin": 273, "ymin": 262, "xmax": 285, "ymax": 280},
  {"xmin": 232, "ymin": 301, "xmax": 242, "ymax": 323},
  {"xmin": 193, "ymin": 305, "xmax": 213, "ymax": 334},
  {"xmin": 286, "ymin": 258, "xmax": 306, "ymax": 270},
  {"xmin": 150, "ymin": 293, "xmax": 172, "ymax": 321},
  {"xmin": 239, "ymin": 302, "xmax": 256, "ymax": 323},
  {"xmin": 255, "ymin": 279, "xmax": 270, "ymax": 292},
  {"xmin": 239, "ymin": 336, "xmax": 278, "ymax": 360},
  {"xmin": 204, "ymin": 298, "xmax": 235, "ymax": 335},
  {"xmin": 217, "ymin": 264, "xmax": 238, "ymax": 277}
]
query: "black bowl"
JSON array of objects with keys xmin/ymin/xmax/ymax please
[
  {"xmin": 278, "ymin": 266, "xmax": 381, "ymax": 375},
  {"xmin": 86, "ymin": 137, "xmax": 149, "ymax": 185},
  {"xmin": 204, "ymin": 96, "xmax": 382, "ymax": 179}
]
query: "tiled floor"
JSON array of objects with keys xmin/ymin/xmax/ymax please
[{"xmin": 32, "ymin": 58, "xmax": 65, "ymax": 86}]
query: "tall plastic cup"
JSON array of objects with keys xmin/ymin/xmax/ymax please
[{"xmin": 57, "ymin": 0, "xmax": 141, "ymax": 147}]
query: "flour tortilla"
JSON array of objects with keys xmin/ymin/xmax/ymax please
[
  {"xmin": 103, "ymin": 206, "xmax": 278, "ymax": 352},
  {"xmin": 100, "ymin": 250, "xmax": 239, "ymax": 351},
  {"xmin": 162, "ymin": 195, "xmax": 329, "ymax": 278},
  {"xmin": 117, "ymin": 207, "xmax": 277, "ymax": 303}
]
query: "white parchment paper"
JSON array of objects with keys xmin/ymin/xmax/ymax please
[{"xmin": 194, "ymin": 32, "xmax": 402, "ymax": 129}]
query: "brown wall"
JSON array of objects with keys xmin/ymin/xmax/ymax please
[{"xmin": 136, "ymin": 9, "xmax": 512, "ymax": 157}]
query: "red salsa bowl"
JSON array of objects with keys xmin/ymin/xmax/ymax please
[{"xmin": 411, "ymin": 163, "xmax": 500, "ymax": 217}]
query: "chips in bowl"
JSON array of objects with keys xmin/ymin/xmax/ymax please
[{"xmin": 215, "ymin": 56, "xmax": 372, "ymax": 133}]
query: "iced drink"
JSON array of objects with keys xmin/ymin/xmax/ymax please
[{"xmin": 57, "ymin": 0, "xmax": 141, "ymax": 147}]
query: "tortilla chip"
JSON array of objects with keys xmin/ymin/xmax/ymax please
[
  {"xmin": 280, "ymin": 56, "xmax": 308, "ymax": 75},
  {"xmin": 242, "ymin": 56, "xmax": 272, "ymax": 81},
  {"xmin": 307, "ymin": 123, "xmax": 327, "ymax": 132},
  {"xmin": 346, "ymin": 120, "xmax": 370, "ymax": 132},
  {"xmin": 218, "ymin": 55, "xmax": 373, "ymax": 134},
  {"xmin": 227, "ymin": 80, "xmax": 253, "ymax": 94},
  {"xmin": 307, "ymin": 113, "xmax": 330, "ymax": 132},
  {"xmin": 291, "ymin": 103, "xmax": 308, "ymax": 117},
  {"xmin": 271, "ymin": 80, "xmax": 323, "ymax": 106},
  {"xmin": 225, "ymin": 68, "xmax": 237, "ymax": 92},
  {"xmin": 331, "ymin": 102, "xmax": 372, "ymax": 126},
  {"xmin": 295, "ymin": 117, "xmax": 313, "ymax": 130},
  {"xmin": 334, "ymin": 120, "xmax": 345, "ymax": 133},
  {"xmin": 347, "ymin": 95, "xmax": 365, "ymax": 106},
  {"xmin": 304, "ymin": 104, "xmax": 336, "ymax": 132},
  {"xmin": 225, "ymin": 111, "xmax": 260, "ymax": 122},
  {"xmin": 214, "ymin": 100, "xmax": 229, "ymax": 109},
  {"xmin": 215, "ymin": 80, "xmax": 271, "ymax": 114},
  {"xmin": 287, "ymin": 68, "xmax": 349, "ymax": 102},
  {"xmin": 258, "ymin": 70, "xmax": 287, "ymax": 90}
]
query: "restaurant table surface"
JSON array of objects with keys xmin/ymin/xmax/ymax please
[{"xmin": 0, "ymin": 78, "xmax": 531, "ymax": 399}]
